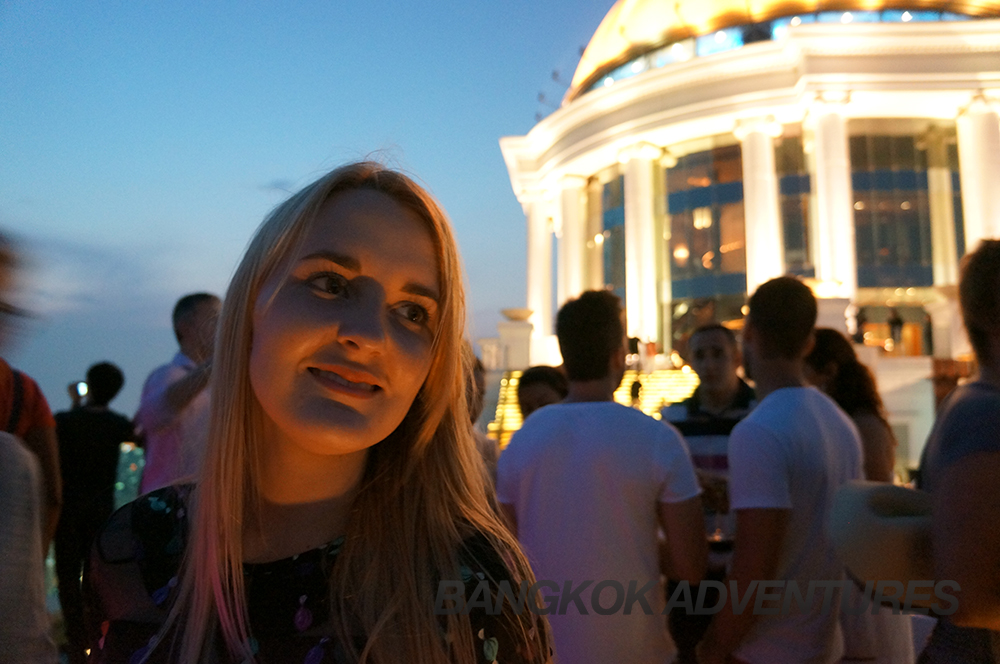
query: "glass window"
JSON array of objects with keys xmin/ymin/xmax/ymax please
[
  {"xmin": 602, "ymin": 175, "xmax": 626, "ymax": 298},
  {"xmin": 775, "ymin": 135, "xmax": 812, "ymax": 275},
  {"xmin": 851, "ymin": 132, "xmax": 933, "ymax": 287},
  {"xmin": 696, "ymin": 28, "xmax": 743, "ymax": 57},
  {"xmin": 664, "ymin": 143, "xmax": 747, "ymax": 303}
]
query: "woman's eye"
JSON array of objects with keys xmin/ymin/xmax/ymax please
[
  {"xmin": 396, "ymin": 302, "xmax": 429, "ymax": 326},
  {"xmin": 308, "ymin": 273, "xmax": 348, "ymax": 296}
]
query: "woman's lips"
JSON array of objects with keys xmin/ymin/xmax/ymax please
[{"xmin": 308, "ymin": 367, "xmax": 381, "ymax": 398}]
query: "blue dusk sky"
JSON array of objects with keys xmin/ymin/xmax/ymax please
[{"xmin": 1, "ymin": 1, "xmax": 612, "ymax": 414}]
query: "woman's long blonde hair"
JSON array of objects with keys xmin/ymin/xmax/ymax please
[{"xmin": 165, "ymin": 162, "xmax": 546, "ymax": 662}]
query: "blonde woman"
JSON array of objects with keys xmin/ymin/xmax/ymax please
[{"xmin": 87, "ymin": 163, "xmax": 550, "ymax": 663}]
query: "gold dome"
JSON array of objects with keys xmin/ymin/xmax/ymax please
[{"xmin": 568, "ymin": 0, "xmax": 1000, "ymax": 102}]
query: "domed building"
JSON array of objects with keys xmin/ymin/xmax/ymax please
[{"xmin": 491, "ymin": 0, "xmax": 1000, "ymax": 469}]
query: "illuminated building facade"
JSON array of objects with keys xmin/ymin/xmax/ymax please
[{"xmin": 495, "ymin": 0, "xmax": 1000, "ymax": 467}]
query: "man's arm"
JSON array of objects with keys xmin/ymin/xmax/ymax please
[
  {"xmin": 657, "ymin": 496, "xmax": 707, "ymax": 584},
  {"xmin": 932, "ymin": 451, "xmax": 1000, "ymax": 630},
  {"xmin": 21, "ymin": 425, "xmax": 62, "ymax": 550},
  {"xmin": 698, "ymin": 507, "xmax": 789, "ymax": 664},
  {"xmin": 136, "ymin": 362, "xmax": 211, "ymax": 433}
]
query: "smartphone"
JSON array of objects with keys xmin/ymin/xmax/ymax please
[{"xmin": 75, "ymin": 381, "xmax": 88, "ymax": 397}]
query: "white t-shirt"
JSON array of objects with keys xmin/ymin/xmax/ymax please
[
  {"xmin": 727, "ymin": 387, "xmax": 863, "ymax": 664},
  {"xmin": 497, "ymin": 402, "xmax": 700, "ymax": 664}
]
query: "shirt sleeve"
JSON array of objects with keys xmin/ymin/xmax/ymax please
[
  {"xmin": 655, "ymin": 424, "xmax": 702, "ymax": 504},
  {"xmin": 728, "ymin": 420, "xmax": 793, "ymax": 510}
]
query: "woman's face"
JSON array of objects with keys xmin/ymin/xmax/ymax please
[{"xmin": 250, "ymin": 189, "xmax": 440, "ymax": 459}]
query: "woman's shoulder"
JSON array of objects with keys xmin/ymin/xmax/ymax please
[{"xmin": 90, "ymin": 484, "xmax": 193, "ymax": 622}]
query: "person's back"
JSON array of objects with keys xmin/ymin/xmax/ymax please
[
  {"xmin": 728, "ymin": 386, "xmax": 861, "ymax": 661},
  {"xmin": 501, "ymin": 402, "xmax": 699, "ymax": 663},
  {"xmin": 497, "ymin": 290, "xmax": 704, "ymax": 664},
  {"xmin": 54, "ymin": 362, "xmax": 135, "ymax": 664},
  {"xmin": 917, "ymin": 240, "xmax": 1000, "ymax": 663},
  {"xmin": 56, "ymin": 408, "xmax": 132, "ymax": 518}
]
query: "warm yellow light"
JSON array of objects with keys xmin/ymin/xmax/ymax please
[
  {"xmin": 594, "ymin": 233, "xmax": 605, "ymax": 245},
  {"xmin": 854, "ymin": 201, "xmax": 865, "ymax": 210},
  {"xmin": 673, "ymin": 245, "xmax": 690, "ymax": 261},
  {"xmin": 693, "ymin": 206, "xmax": 713, "ymax": 229},
  {"xmin": 702, "ymin": 251, "xmax": 715, "ymax": 269},
  {"xmin": 901, "ymin": 201, "xmax": 911, "ymax": 210}
]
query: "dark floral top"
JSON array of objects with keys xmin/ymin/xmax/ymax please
[{"xmin": 86, "ymin": 485, "xmax": 547, "ymax": 664}]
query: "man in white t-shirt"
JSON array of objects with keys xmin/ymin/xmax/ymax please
[
  {"xmin": 497, "ymin": 290, "xmax": 706, "ymax": 664},
  {"xmin": 135, "ymin": 292, "xmax": 219, "ymax": 493},
  {"xmin": 699, "ymin": 277, "xmax": 863, "ymax": 664}
]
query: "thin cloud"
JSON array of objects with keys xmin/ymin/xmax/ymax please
[{"xmin": 258, "ymin": 178, "xmax": 295, "ymax": 194}]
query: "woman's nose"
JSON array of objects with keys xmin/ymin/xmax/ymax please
[{"xmin": 335, "ymin": 280, "xmax": 386, "ymax": 352}]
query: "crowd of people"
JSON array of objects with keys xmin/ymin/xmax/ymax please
[{"xmin": 0, "ymin": 163, "xmax": 997, "ymax": 663}]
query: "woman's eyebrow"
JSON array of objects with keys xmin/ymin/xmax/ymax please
[
  {"xmin": 403, "ymin": 283, "xmax": 440, "ymax": 304},
  {"xmin": 301, "ymin": 251, "xmax": 360, "ymax": 271}
]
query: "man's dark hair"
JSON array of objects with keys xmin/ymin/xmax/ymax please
[
  {"xmin": 959, "ymin": 239, "xmax": 1000, "ymax": 364},
  {"xmin": 86, "ymin": 362, "xmax": 124, "ymax": 406},
  {"xmin": 172, "ymin": 292, "xmax": 219, "ymax": 342},
  {"xmin": 556, "ymin": 290, "xmax": 624, "ymax": 381},
  {"xmin": 690, "ymin": 323, "xmax": 738, "ymax": 349},
  {"xmin": 746, "ymin": 276, "xmax": 816, "ymax": 359},
  {"xmin": 517, "ymin": 366, "xmax": 568, "ymax": 401}
]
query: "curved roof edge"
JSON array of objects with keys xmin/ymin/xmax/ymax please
[{"xmin": 566, "ymin": 0, "xmax": 1000, "ymax": 104}]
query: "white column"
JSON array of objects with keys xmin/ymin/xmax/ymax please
[
  {"xmin": 735, "ymin": 116, "xmax": 785, "ymax": 295},
  {"xmin": 925, "ymin": 127, "xmax": 959, "ymax": 287},
  {"xmin": 619, "ymin": 142, "xmax": 661, "ymax": 343},
  {"xmin": 659, "ymin": 151, "xmax": 677, "ymax": 352},
  {"xmin": 810, "ymin": 94, "xmax": 857, "ymax": 301},
  {"xmin": 524, "ymin": 195, "xmax": 553, "ymax": 340},
  {"xmin": 557, "ymin": 175, "xmax": 588, "ymax": 304},
  {"xmin": 956, "ymin": 94, "xmax": 1000, "ymax": 250}
]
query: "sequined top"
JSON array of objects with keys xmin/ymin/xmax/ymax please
[{"xmin": 87, "ymin": 485, "xmax": 547, "ymax": 663}]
